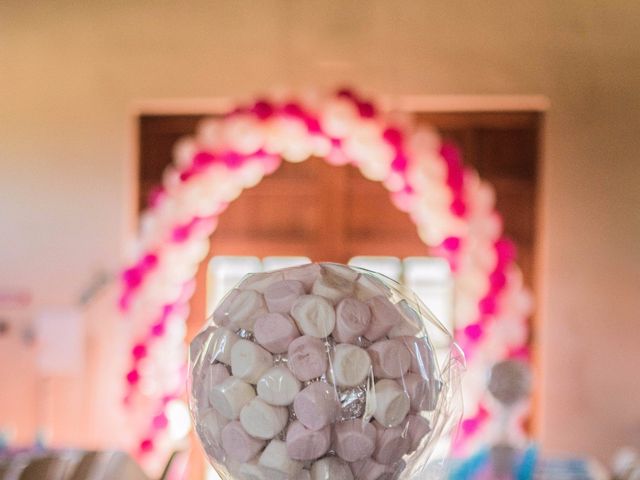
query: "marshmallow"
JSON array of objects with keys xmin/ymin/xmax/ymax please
[
  {"xmin": 283, "ymin": 263, "xmax": 322, "ymax": 292},
  {"xmin": 330, "ymin": 344, "xmax": 372, "ymax": 388},
  {"xmin": 239, "ymin": 270, "xmax": 285, "ymax": 293},
  {"xmin": 196, "ymin": 407, "xmax": 229, "ymax": 459},
  {"xmin": 213, "ymin": 288, "xmax": 240, "ymax": 327},
  {"xmin": 354, "ymin": 274, "xmax": 390, "ymax": 301},
  {"xmin": 208, "ymin": 326, "xmax": 240, "ymax": 365},
  {"xmin": 288, "ymin": 335, "xmax": 329, "ymax": 381},
  {"xmin": 295, "ymin": 470, "xmax": 312, "ymax": 480},
  {"xmin": 285, "ymin": 420, "xmax": 331, "ymax": 461},
  {"xmin": 364, "ymin": 296, "xmax": 402, "ymax": 341},
  {"xmin": 259, "ymin": 440, "xmax": 303, "ymax": 479},
  {"xmin": 294, "ymin": 382, "xmax": 340, "ymax": 431},
  {"xmin": 202, "ymin": 364, "xmax": 230, "ymax": 405},
  {"xmin": 240, "ymin": 397, "xmax": 288, "ymax": 439},
  {"xmin": 189, "ymin": 326, "xmax": 215, "ymax": 364},
  {"xmin": 349, "ymin": 458, "xmax": 396, "ymax": 480},
  {"xmin": 310, "ymin": 457, "xmax": 354, "ymax": 480},
  {"xmin": 367, "ymin": 340, "xmax": 411, "ymax": 379},
  {"xmin": 254, "ymin": 312, "xmax": 300, "ymax": 353},
  {"xmin": 311, "ymin": 265, "xmax": 356, "ymax": 304},
  {"xmin": 373, "ymin": 422, "xmax": 410, "ymax": 465},
  {"xmin": 403, "ymin": 372, "xmax": 435, "ymax": 411},
  {"xmin": 333, "ymin": 419, "xmax": 376, "ymax": 462},
  {"xmin": 333, "ymin": 297, "xmax": 371, "ymax": 343},
  {"xmin": 221, "ymin": 421, "xmax": 265, "ymax": 462},
  {"xmin": 227, "ymin": 289, "xmax": 268, "ymax": 331},
  {"xmin": 372, "ymin": 379, "xmax": 410, "ymax": 427},
  {"xmin": 387, "ymin": 300, "xmax": 422, "ymax": 338},
  {"xmin": 210, "ymin": 376, "xmax": 256, "ymax": 420},
  {"xmin": 233, "ymin": 461, "xmax": 267, "ymax": 480},
  {"xmin": 398, "ymin": 336, "xmax": 435, "ymax": 377},
  {"xmin": 231, "ymin": 339, "xmax": 273, "ymax": 383},
  {"xmin": 405, "ymin": 414, "xmax": 431, "ymax": 453},
  {"xmin": 257, "ymin": 366, "xmax": 301, "ymax": 406},
  {"xmin": 291, "ymin": 295, "xmax": 336, "ymax": 338},
  {"xmin": 264, "ymin": 279, "xmax": 306, "ymax": 313}
]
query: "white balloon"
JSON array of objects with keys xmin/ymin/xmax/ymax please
[
  {"xmin": 197, "ymin": 118, "xmax": 224, "ymax": 151},
  {"xmin": 172, "ymin": 136, "xmax": 198, "ymax": 169}
]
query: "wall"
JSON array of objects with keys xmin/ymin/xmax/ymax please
[{"xmin": 1, "ymin": 0, "xmax": 639, "ymax": 461}]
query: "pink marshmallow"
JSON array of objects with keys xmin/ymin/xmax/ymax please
[
  {"xmin": 403, "ymin": 372, "xmax": 436, "ymax": 411},
  {"xmin": 254, "ymin": 312, "xmax": 300, "ymax": 353},
  {"xmin": 220, "ymin": 421, "xmax": 265, "ymax": 462},
  {"xmin": 364, "ymin": 296, "xmax": 402, "ymax": 341},
  {"xmin": 405, "ymin": 414, "xmax": 431, "ymax": 452},
  {"xmin": 286, "ymin": 420, "xmax": 331, "ymax": 461},
  {"xmin": 288, "ymin": 335, "xmax": 328, "ymax": 382},
  {"xmin": 373, "ymin": 422, "xmax": 410, "ymax": 465},
  {"xmin": 367, "ymin": 339, "xmax": 411, "ymax": 379},
  {"xmin": 334, "ymin": 297, "xmax": 371, "ymax": 343},
  {"xmin": 264, "ymin": 279, "xmax": 306, "ymax": 313},
  {"xmin": 333, "ymin": 419, "xmax": 376, "ymax": 462},
  {"xmin": 212, "ymin": 288, "xmax": 240, "ymax": 326},
  {"xmin": 398, "ymin": 336, "xmax": 434, "ymax": 377},
  {"xmin": 349, "ymin": 458, "xmax": 396, "ymax": 480},
  {"xmin": 283, "ymin": 263, "xmax": 322, "ymax": 292},
  {"xmin": 293, "ymin": 382, "xmax": 340, "ymax": 431}
]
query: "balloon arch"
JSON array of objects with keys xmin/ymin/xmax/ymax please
[{"xmin": 119, "ymin": 88, "xmax": 533, "ymax": 466}]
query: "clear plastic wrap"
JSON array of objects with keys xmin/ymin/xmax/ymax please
[{"xmin": 188, "ymin": 263, "xmax": 464, "ymax": 480}]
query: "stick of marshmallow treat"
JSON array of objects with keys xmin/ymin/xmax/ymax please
[
  {"xmin": 264, "ymin": 279, "xmax": 306, "ymax": 314},
  {"xmin": 367, "ymin": 339, "xmax": 411, "ymax": 379},
  {"xmin": 207, "ymin": 326, "xmax": 240, "ymax": 365},
  {"xmin": 212, "ymin": 288, "xmax": 240, "ymax": 327},
  {"xmin": 227, "ymin": 289, "xmax": 267, "ymax": 331},
  {"xmin": 254, "ymin": 312, "xmax": 300, "ymax": 354},
  {"xmin": 372, "ymin": 421, "xmax": 411, "ymax": 465},
  {"xmin": 333, "ymin": 297, "xmax": 371, "ymax": 343},
  {"xmin": 259, "ymin": 439, "xmax": 303, "ymax": 479},
  {"xmin": 231, "ymin": 339, "xmax": 273, "ymax": 383},
  {"xmin": 372, "ymin": 379, "xmax": 411, "ymax": 427},
  {"xmin": 293, "ymin": 382, "xmax": 340, "ymax": 431},
  {"xmin": 285, "ymin": 420, "xmax": 331, "ymax": 461},
  {"xmin": 283, "ymin": 263, "xmax": 322, "ymax": 292},
  {"xmin": 311, "ymin": 264, "xmax": 357, "ymax": 304},
  {"xmin": 310, "ymin": 457, "xmax": 354, "ymax": 480},
  {"xmin": 364, "ymin": 296, "xmax": 403, "ymax": 341},
  {"xmin": 290, "ymin": 295, "xmax": 336, "ymax": 338},
  {"xmin": 288, "ymin": 335, "xmax": 329, "ymax": 382},
  {"xmin": 329, "ymin": 343, "xmax": 372, "ymax": 387},
  {"xmin": 239, "ymin": 397, "xmax": 288, "ymax": 439},
  {"xmin": 257, "ymin": 366, "xmax": 301, "ymax": 406},
  {"xmin": 220, "ymin": 421, "xmax": 265, "ymax": 462},
  {"xmin": 333, "ymin": 419, "xmax": 377, "ymax": 462},
  {"xmin": 210, "ymin": 376, "xmax": 256, "ymax": 420}
]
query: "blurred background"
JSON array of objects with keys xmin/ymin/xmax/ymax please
[{"xmin": 1, "ymin": 1, "xmax": 639, "ymax": 479}]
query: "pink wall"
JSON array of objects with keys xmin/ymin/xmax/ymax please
[{"xmin": 1, "ymin": 0, "xmax": 639, "ymax": 462}]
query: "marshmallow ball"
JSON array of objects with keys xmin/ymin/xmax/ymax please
[{"xmin": 190, "ymin": 262, "xmax": 452, "ymax": 480}]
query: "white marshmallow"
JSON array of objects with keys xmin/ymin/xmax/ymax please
[
  {"xmin": 240, "ymin": 398, "xmax": 289, "ymax": 439},
  {"xmin": 257, "ymin": 366, "xmax": 301, "ymax": 406},
  {"xmin": 387, "ymin": 300, "xmax": 422, "ymax": 338},
  {"xmin": 372, "ymin": 379, "xmax": 410, "ymax": 427},
  {"xmin": 311, "ymin": 265, "xmax": 356, "ymax": 304},
  {"xmin": 196, "ymin": 407, "xmax": 229, "ymax": 452},
  {"xmin": 259, "ymin": 440, "xmax": 303, "ymax": 479},
  {"xmin": 291, "ymin": 295, "xmax": 336, "ymax": 338},
  {"xmin": 210, "ymin": 377, "xmax": 256, "ymax": 420},
  {"xmin": 354, "ymin": 274, "xmax": 390, "ymax": 301},
  {"xmin": 231, "ymin": 339, "xmax": 273, "ymax": 383},
  {"xmin": 227, "ymin": 289, "xmax": 268, "ymax": 331},
  {"xmin": 310, "ymin": 457, "xmax": 354, "ymax": 480},
  {"xmin": 239, "ymin": 271, "xmax": 285, "ymax": 293},
  {"xmin": 233, "ymin": 460, "xmax": 267, "ymax": 480},
  {"xmin": 330, "ymin": 344, "xmax": 372, "ymax": 387},
  {"xmin": 208, "ymin": 326, "xmax": 240, "ymax": 365},
  {"xmin": 283, "ymin": 263, "xmax": 321, "ymax": 291}
]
